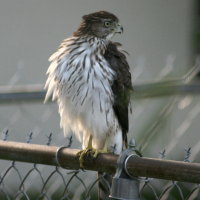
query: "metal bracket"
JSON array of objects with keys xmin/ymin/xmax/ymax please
[
  {"xmin": 109, "ymin": 149, "xmax": 140, "ymax": 200},
  {"xmin": 55, "ymin": 145, "xmax": 67, "ymax": 168}
]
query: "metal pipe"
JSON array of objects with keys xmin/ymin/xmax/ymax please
[
  {"xmin": 0, "ymin": 64, "xmax": 199, "ymax": 103},
  {"xmin": 0, "ymin": 141, "xmax": 200, "ymax": 183},
  {"xmin": 126, "ymin": 155, "xmax": 200, "ymax": 183},
  {"xmin": 0, "ymin": 84, "xmax": 46, "ymax": 103},
  {"xmin": 0, "ymin": 82, "xmax": 200, "ymax": 103}
]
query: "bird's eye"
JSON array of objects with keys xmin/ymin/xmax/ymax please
[{"xmin": 104, "ymin": 21, "xmax": 111, "ymax": 27}]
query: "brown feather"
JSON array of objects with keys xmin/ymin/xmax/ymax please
[
  {"xmin": 104, "ymin": 42, "xmax": 133, "ymax": 147},
  {"xmin": 82, "ymin": 11, "xmax": 118, "ymax": 22},
  {"xmin": 73, "ymin": 11, "xmax": 119, "ymax": 38}
]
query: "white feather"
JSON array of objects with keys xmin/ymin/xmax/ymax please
[{"xmin": 45, "ymin": 36, "xmax": 122, "ymax": 153}]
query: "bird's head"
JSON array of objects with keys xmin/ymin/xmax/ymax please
[{"xmin": 73, "ymin": 11, "xmax": 123, "ymax": 40}]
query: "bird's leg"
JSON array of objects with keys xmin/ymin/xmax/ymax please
[
  {"xmin": 77, "ymin": 135, "xmax": 93, "ymax": 168},
  {"xmin": 77, "ymin": 136, "xmax": 108, "ymax": 168}
]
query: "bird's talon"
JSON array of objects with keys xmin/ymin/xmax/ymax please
[{"xmin": 77, "ymin": 148, "xmax": 108, "ymax": 168}]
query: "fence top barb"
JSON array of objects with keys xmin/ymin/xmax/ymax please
[{"xmin": 0, "ymin": 140, "xmax": 200, "ymax": 184}]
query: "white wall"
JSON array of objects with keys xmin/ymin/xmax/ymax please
[{"xmin": 0, "ymin": 0, "xmax": 195, "ymax": 86}]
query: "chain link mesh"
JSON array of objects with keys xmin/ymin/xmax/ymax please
[{"xmin": 0, "ymin": 131, "xmax": 200, "ymax": 200}]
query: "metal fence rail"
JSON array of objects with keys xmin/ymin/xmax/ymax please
[
  {"xmin": 0, "ymin": 140, "xmax": 200, "ymax": 184},
  {"xmin": 0, "ymin": 81, "xmax": 200, "ymax": 104},
  {"xmin": 0, "ymin": 62, "xmax": 199, "ymax": 103},
  {"xmin": 0, "ymin": 134, "xmax": 199, "ymax": 200}
]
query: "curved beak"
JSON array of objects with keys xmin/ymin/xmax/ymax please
[{"xmin": 116, "ymin": 23, "xmax": 123, "ymax": 34}]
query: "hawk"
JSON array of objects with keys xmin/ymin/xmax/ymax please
[{"xmin": 45, "ymin": 10, "xmax": 132, "ymax": 184}]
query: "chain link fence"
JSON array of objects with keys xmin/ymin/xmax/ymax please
[
  {"xmin": 0, "ymin": 131, "xmax": 97, "ymax": 200},
  {"xmin": 0, "ymin": 130, "xmax": 200, "ymax": 200}
]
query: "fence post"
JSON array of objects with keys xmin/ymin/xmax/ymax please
[{"xmin": 110, "ymin": 149, "xmax": 140, "ymax": 200}]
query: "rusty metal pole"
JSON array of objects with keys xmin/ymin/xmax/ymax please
[{"xmin": 0, "ymin": 141, "xmax": 200, "ymax": 183}]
